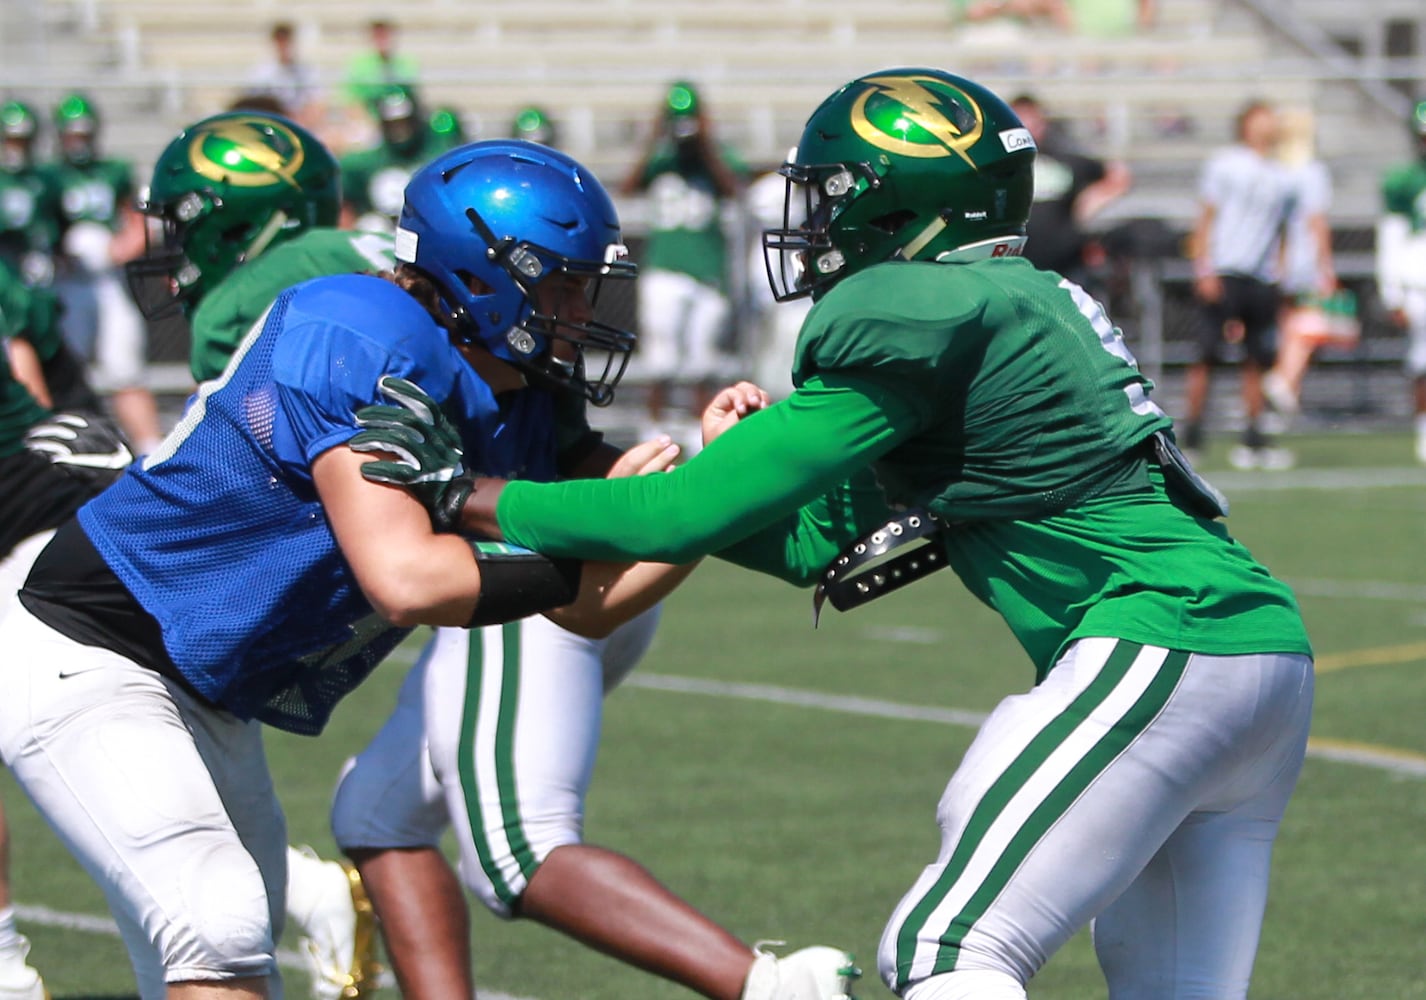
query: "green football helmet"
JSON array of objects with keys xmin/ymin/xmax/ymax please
[
  {"xmin": 54, "ymin": 92, "xmax": 100, "ymax": 165},
  {"xmin": 762, "ymin": 68, "xmax": 1036, "ymax": 302},
  {"xmin": 665, "ymin": 80, "xmax": 702, "ymax": 140},
  {"xmin": 0, "ymin": 100, "xmax": 39, "ymax": 171},
  {"xmin": 511, "ymin": 105, "xmax": 558, "ymax": 148},
  {"xmin": 1412, "ymin": 100, "xmax": 1426, "ymax": 160},
  {"xmin": 127, "ymin": 111, "xmax": 340, "ymax": 315}
]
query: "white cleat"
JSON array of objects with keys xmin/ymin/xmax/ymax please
[
  {"xmin": 289, "ymin": 846, "xmax": 382, "ymax": 1000},
  {"xmin": 743, "ymin": 942, "xmax": 862, "ymax": 1000},
  {"xmin": 0, "ymin": 937, "xmax": 47, "ymax": 1000}
]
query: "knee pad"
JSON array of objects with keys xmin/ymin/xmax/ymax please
[{"xmin": 159, "ymin": 839, "xmax": 277, "ymax": 981}]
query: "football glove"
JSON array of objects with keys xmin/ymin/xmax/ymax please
[
  {"xmin": 24, "ymin": 411, "xmax": 134, "ymax": 489},
  {"xmin": 351, "ymin": 375, "xmax": 474, "ymax": 533}
]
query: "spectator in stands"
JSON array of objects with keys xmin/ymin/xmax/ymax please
[
  {"xmin": 1263, "ymin": 107, "xmax": 1347, "ymax": 422},
  {"xmin": 1376, "ymin": 98, "xmax": 1426, "ymax": 464},
  {"xmin": 950, "ymin": 0, "xmax": 1071, "ymax": 32},
  {"xmin": 44, "ymin": 93, "xmax": 162, "ymax": 455},
  {"xmin": 344, "ymin": 18, "xmax": 420, "ymax": 120},
  {"xmin": 1011, "ymin": 93, "xmax": 1132, "ymax": 301},
  {"xmin": 0, "ymin": 100, "xmax": 59, "ymax": 288},
  {"xmin": 246, "ymin": 22, "xmax": 327, "ymax": 135},
  {"xmin": 1067, "ymin": 0, "xmax": 1154, "ymax": 37},
  {"xmin": 620, "ymin": 80, "xmax": 746, "ymax": 449},
  {"xmin": 1186, "ymin": 99, "xmax": 1295, "ymax": 470}
]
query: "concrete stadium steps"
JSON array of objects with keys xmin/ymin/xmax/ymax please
[{"xmin": 2, "ymin": 0, "xmax": 1415, "ymax": 224}]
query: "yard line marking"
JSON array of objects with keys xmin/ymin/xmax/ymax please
[
  {"xmin": 1286, "ymin": 577, "xmax": 1426, "ymax": 602},
  {"xmin": 626, "ymin": 674, "xmax": 1426, "ymax": 778},
  {"xmin": 1213, "ymin": 466, "xmax": 1426, "ymax": 492},
  {"xmin": 1314, "ymin": 640, "xmax": 1426, "ymax": 673},
  {"xmin": 628, "ymin": 673, "xmax": 991, "ymax": 728},
  {"xmin": 1305, "ymin": 738, "xmax": 1426, "ymax": 777}
]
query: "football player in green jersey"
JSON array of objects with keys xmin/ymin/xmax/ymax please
[
  {"xmin": 0, "ymin": 100, "xmax": 59, "ymax": 286},
  {"xmin": 43, "ymin": 92, "xmax": 162, "ymax": 454},
  {"xmin": 620, "ymin": 80, "xmax": 748, "ymax": 440},
  {"xmin": 1376, "ymin": 100, "xmax": 1426, "ymax": 463},
  {"xmin": 363, "ymin": 68, "xmax": 1315, "ymax": 1000}
]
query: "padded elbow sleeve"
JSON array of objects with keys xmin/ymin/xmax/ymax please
[{"xmin": 467, "ymin": 541, "xmax": 583, "ymax": 627}]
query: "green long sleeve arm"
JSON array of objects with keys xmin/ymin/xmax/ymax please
[
  {"xmin": 712, "ymin": 465, "xmax": 897, "ymax": 585},
  {"xmin": 496, "ymin": 373, "xmax": 921, "ymax": 566}
]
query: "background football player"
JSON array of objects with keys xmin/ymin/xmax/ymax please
[
  {"xmin": 362, "ymin": 68, "xmax": 1315, "ymax": 1000},
  {"xmin": 325, "ymin": 145, "xmax": 857, "ymax": 1000},
  {"xmin": 0, "ymin": 101, "xmax": 58, "ymax": 288},
  {"xmin": 43, "ymin": 92, "xmax": 162, "ymax": 455},
  {"xmin": 1375, "ymin": 99, "xmax": 1426, "ymax": 464}
]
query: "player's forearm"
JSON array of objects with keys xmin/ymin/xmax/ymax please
[{"xmin": 547, "ymin": 559, "xmax": 699, "ymax": 638}]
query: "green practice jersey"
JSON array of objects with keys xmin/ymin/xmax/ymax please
[
  {"xmin": 0, "ymin": 165, "xmax": 59, "ymax": 267},
  {"xmin": 340, "ymin": 136, "xmax": 447, "ymax": 227},
  {"xmin": 190, "ymin": 228, "xmax": 397, "ymax": 382},
  {"xmin": 1381, "ymin": 158, "xmax": 1426, "ymax": 233},
  {"xmin": 46, "ymin": 158, "xmax": 132, "ymax": 232},
  {"xmin": 496, "ymin": 258, "xmax": 1309, "ymax": 677},
  {"xmin": 0, "ymin": 257, "xmax": 63, "ymax": 360},
  {"xmin": 0, "ymin": 262, "xmax": 52, "ymax": 454},
  {"xmin": 635, "ymin": 143, "xmax": 745, "ymax": 290},
  {"xmin": 0, "ymin": 344, "xmax": 47, "ymax": 458}
]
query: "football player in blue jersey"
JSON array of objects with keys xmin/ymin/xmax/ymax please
[{"xmin": 0, "ymin": 138, "xmax": 698, "ymax": 1000}]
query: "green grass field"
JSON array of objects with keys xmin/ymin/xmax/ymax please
[{"xmin": 5, "ymin": 429, "xmax": 1425, "ymax": 999}]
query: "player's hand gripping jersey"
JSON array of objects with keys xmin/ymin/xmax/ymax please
[
  {"xmin": 66, "ymin": 273, "xmax": 561, "ymax": 733},
  {"xmin": 493, "ymin": 259, "xmax": 1310, "ymax": 675}
]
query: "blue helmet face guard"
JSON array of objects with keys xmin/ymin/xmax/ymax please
[{"xmin": 396, "ymin": 140, "xmax": 638, "ymax": 406}]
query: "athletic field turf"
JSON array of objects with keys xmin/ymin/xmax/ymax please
[{"xmin": 6, "ymin": 429, "xmax": 1424, "ymax": 999}]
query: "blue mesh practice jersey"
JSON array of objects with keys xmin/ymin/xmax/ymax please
[{"xmin": 77, "ymin": 273, "xmax": 560, "ymax": 733}]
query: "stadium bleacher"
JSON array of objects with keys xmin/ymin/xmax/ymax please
[
  {"xmin": 3, "ymin": 0, "xmax": 1417, "ymax": 222},
  {"xmin": 1, "ymin": 0, "xmax": 1422, "ymax": 422}
]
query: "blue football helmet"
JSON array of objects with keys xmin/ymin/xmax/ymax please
[{"xmin": 395, "ymin": 139, "xmax": 637, "ymax": 406}]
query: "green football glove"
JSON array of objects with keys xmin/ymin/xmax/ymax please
[{"xmin": 351, "ymin": 375, "xmax": 474, "ymax": 533}]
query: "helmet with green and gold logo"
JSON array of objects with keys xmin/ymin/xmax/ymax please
[
  {"xmin": 763, "ymin": 68, "xmax": 1036, "ymax": 301},
  {"xmin": 126, "ymin": 111, "xmax": 340, "ymax": 314}
]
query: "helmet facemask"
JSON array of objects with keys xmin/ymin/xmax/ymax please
[
  {"xmin": 126, "ymin": 187, "xmax": 292, "ymax": 319},
  {"xmin": 763, "ymin": 160, "xmax": 881, "ymax": 302},
  {"xmin": 474, "ymin": 206, "xmax": 636, "ymax": 407}
]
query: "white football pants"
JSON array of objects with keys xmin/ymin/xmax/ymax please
[
  {"xmin": 330, "ymin": 606, "xmax": 662, "ymax": 916},
  {"xmin": 880, "ymin": 637, "xmax": 1313, "ymax": 1000},
  {"xmin": 0, "ymin": 601, "xmax": 286, "ymax": 999},
  {"xmin": 632, "ymin": 268, "xmax": 731, "ymax": 382}
]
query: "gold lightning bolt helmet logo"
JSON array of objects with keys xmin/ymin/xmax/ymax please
[
  {"xmin": 187, "ymin": 115, "xmax": 306, "ymax": 189},
  {"xmin": 850, "ymin": 74, "xmax": 984, "ymax": 166}
]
